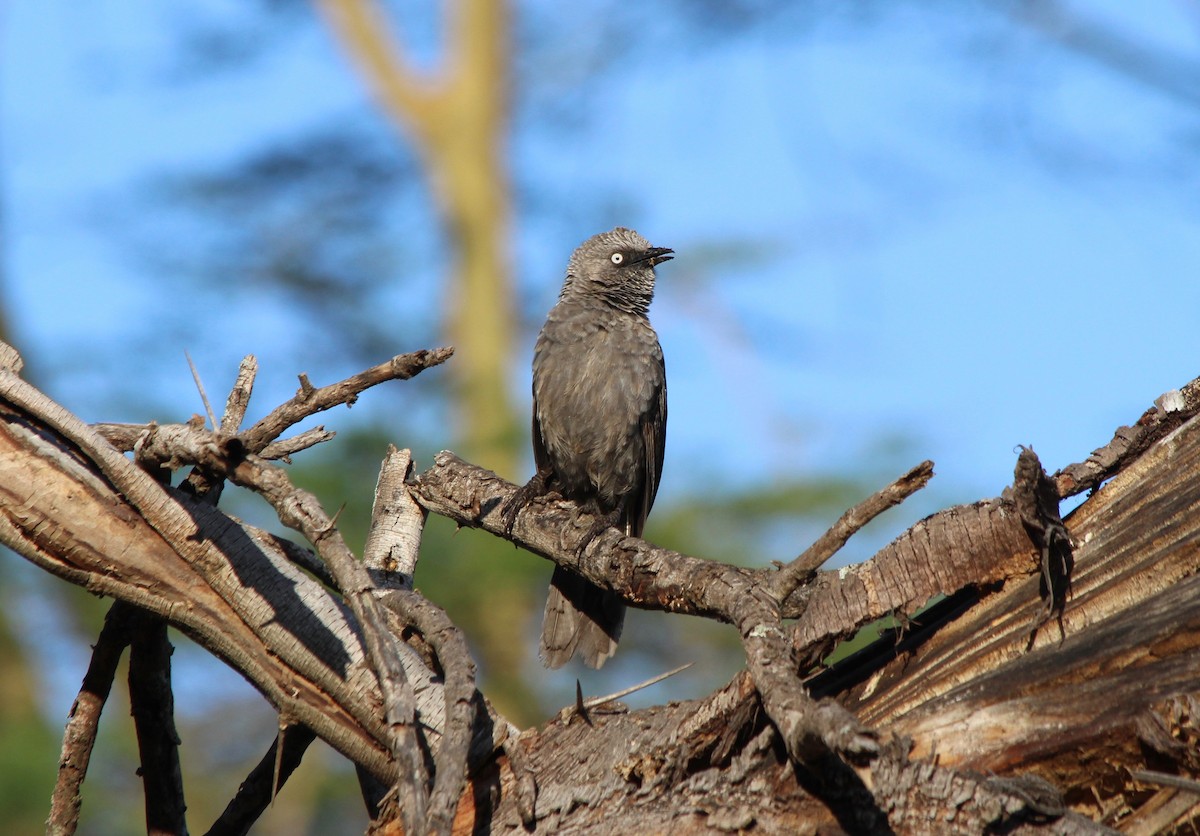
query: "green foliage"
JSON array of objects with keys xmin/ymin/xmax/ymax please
[{"xmin": 0, "ymin": 642, "xmax": 57, "ymax": 835}]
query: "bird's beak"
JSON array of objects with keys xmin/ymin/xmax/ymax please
[{"xmin": 642, "ymin": 247, "xmax": 674, "ymax": 266}]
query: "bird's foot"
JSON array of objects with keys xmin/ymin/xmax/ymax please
[{"xmin": 576, "ymin": 509, "xmax": 622, "ymax": 557}]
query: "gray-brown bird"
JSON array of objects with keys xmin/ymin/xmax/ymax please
[{"xmin": 504, "ymin": 227, "xmax": 672, "ymax": 669}]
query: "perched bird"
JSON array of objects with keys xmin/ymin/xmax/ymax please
[{"xmin": 504, "ymin": 227, "xmax": 672, "ymax": 669}]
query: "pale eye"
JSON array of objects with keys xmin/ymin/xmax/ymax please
[{"xmin": 610, "ymin": 252, "xmax": 624, "ymax": 265}]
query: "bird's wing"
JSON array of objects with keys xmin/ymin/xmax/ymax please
[
  {"xmin": 631, "ymin": 373, "xmax": 667, "ymax": 538},
  {"xmin": 532, "ymin": 397, "xmax": 550, "ymax": 474}
]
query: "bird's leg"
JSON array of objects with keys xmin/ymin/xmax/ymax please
[{"xmin": 499, "ymin": 465, "xmax": 555, "ymax": 536}]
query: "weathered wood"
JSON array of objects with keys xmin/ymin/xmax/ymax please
[
  {"xmin": 453, "ymin": 674, "xmax": 1103, "ymax": 835},
  {"xmin": 0, "ymin": 396, "xmax": 394, "ymax": 779},
  {"xmin": 827, "ymin": 408, "xmax": 1200, "ymax": 826},
  {"xmin": 787, "ymin": 497, "xmax": 1037, "ymax": 650},
  {"xmin": 1053, "ymin": 377, "xmax": 1200, "ymax": 497},
  {"xmin": 7, "ymin": 328, "xmax": 1200, "ymax": 833}
]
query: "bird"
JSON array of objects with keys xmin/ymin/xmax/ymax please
[{"xmin": 503, "ymin": 227, "xmax": 672, "ymax": 669}]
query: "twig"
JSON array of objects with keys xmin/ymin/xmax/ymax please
[
  {"xmin": 259, "ymin": 427, "xmax": 336, "ymax": 462},
  {"xmin": 583, "ymin": 662, "xmax": 693, "ymax": 710},
  {"xmin": 186, "ymin": 350, "xmax": 219, "ymax": 430},
  {"xmin": 242, "ymin": 347, "xmax": 453, "ymax": 451},
  {"xmin": 1131, "ymin": 769, "xmax": 1200, "ymax": 795},
  {"xmin": 203, "ymin": 724, "xmax": 317, "ymax": 836},
  {"xmin": 47, "ymin": 602, "xmax": 136, "ymax": 836},
  {"xmin": 771, "ymin": 461, "xmax": 935, "ymax": 605}
]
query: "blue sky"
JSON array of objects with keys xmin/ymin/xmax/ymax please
[{"xmin": 7, "ymin": 2, "xmax": 1199, "ymax": 517}]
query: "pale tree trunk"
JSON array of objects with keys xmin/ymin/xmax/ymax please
[{"xmin": 315, "ymin": 0, "xmax": 517, "ymax": 477}]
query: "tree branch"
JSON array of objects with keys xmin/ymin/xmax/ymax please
[
  {"xmin": 314, "ymin": 0, "xmax": 442, "ymax": 140},
  {"xmin": 1052, "ymin": 376, "xmax": 1200, "ymax": 497},
  {"xmin": 379, "ymin": 589, "xmax": 480, "ymax": 836},
  {"xmin": 203, "ymin": 725, "xmax": 317, "ymax": 836},
  {"xmin": 0, "ymin": 372, "xmax": 394, "ymax": 779},
  {"xmin": 48, "ymin": 602, "xmax": 137, "ymax": 836},
  {"xmin": 770, "ymin": 460, "xmax": 934, "ymax": 604},
  {"xmin": 135, "ymin": 424, "xmax": 434, "ymax": 831},
  {"xmin": 128, "ymin": 613, "xmax": 188, "ymax": 836},
  {"xmin": 409, "ymin": 453, "xmax": 878, "ymax": 766},
  {"xmin": 241, "ymin": 347, "xmax": 453, "ymax": 451}
]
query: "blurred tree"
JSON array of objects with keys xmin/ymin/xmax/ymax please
[{"xmin": 316, "ymin": 0, "xmax": 516, "ymax": 474}]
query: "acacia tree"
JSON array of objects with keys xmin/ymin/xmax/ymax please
[{"xmin": 1, "ymin": 334, "xmax": 1195, "ymax": 835}]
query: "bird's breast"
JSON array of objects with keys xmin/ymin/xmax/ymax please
[{"xmin": 532, "ymin": 306, "xmax": 664, "ymax": 505}]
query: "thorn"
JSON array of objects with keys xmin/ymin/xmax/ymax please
[
  {"xmin": 583, "ymin": 662, "xmax": 694, "ymax": 710},
  {"xmin": 329, "ymin": 503, "xmax": 347, "ymax": 529},
  {"xmin": 573, "ymin": 680, "xmax": 591, "ymax": 725},
  {"xmin": 186, "ymin": 350, "xmax": 218, "ymax": 429}
]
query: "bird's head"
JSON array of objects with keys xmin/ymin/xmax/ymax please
[{"xmin": 562, "ymin": 227, "xmax": 673, "ymax": 314}]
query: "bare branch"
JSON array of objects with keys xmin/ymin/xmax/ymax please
[
  {"xmin": 787, "ymin": 498, "xmax": 1038, "ymax": 660},
  {"xmin": 582, "ymin": 662, "xmax": 693, "ymax": 711},
  {"xmin": 258, "ymin": 426, "xmax": 336, "ymax": 462},
  {"xmin": 410, "ymin": 452, "xmax": 878, "ymax": 766},
  {"xmin": 1053, "ymin": 376, "xmax": 1200, "ymax": 497},
  {"xmin": 380, "ymin": 589, "xmax": 480, "ymax": 836},
  {"xmin": 314, "ymin": 0, "xmax": 441, "ymax": 138},
  {"xmin": 241, "ymin": 346, "xmax": 453, "ymax": 451},
  {"xmin": 190, "ymin": 439, "xmax": 432, "ymax": 830},
  {"xmin": 0, "ymin": 374, "xmax": 395, "ymax": 780},
  {"xmin": 1131, "ymin": 770, "xmax": 1200, "ymax": 796},
  {"xmin": 770, "ymin": 460, "xmax": 934, "ymax": 604},
  {"xmin": 0, "ymin": 351, "xmax": 513, "ymax": 830},
  {"xmin": 186, "ymin": 350, "xmax": 219, "ymax": 430}
]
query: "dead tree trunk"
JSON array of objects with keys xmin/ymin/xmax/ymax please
[{"xmin": 0, "ymin": 338, "xmax": 1196, "ymax": 834}]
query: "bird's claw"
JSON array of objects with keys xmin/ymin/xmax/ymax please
[
  {"xmin": 576, "ymin": 510, "xmax": 622, "ymax": 557},
  {"xmin": 500, "ymin": 468, "xmax": 552, "ymax": 538}
]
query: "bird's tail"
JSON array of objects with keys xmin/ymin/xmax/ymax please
[{"xmin": 540, "ymin": 566, "xmax": 625, "ymax": 669}]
